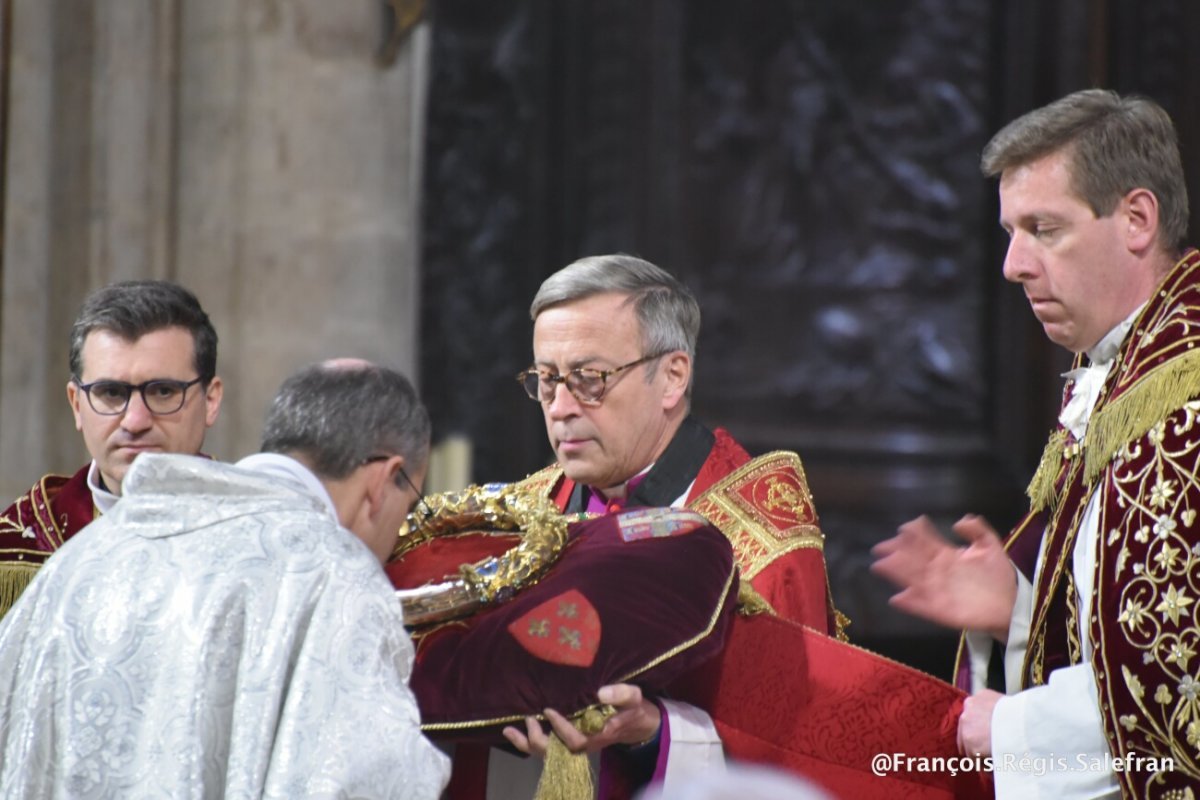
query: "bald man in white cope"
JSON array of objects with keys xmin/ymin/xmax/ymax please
[{"xmin": 0, "ymin": 360, "xmax": 448, "ymax": 799}]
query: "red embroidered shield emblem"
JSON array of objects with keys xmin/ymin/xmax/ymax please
[
  {"xmin": 740, "ymin": 473, "xmax": 816, "ymax": 533},
  {"xmin": 508, "ymin": 588, "xmax": 602, "ymax": 667}
]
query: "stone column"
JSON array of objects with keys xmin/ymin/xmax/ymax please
[
  {"xmin": 175, "ymin": 0, "xmax": 429, "ymax": 461},
  {"xmin": 0, "ymin": 0, "xmax": 429, "ymax": 498}
]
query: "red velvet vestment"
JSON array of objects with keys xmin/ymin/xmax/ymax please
[
  {"xmin": 956, "ymin": 249, "xmax": 1200, "ymax": 796},
  {"xmin": 0, "ymin": 465, "xmax": 94, "ymax": 618}
]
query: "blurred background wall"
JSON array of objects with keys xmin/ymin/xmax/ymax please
[{"xmin": 1, "ymin": 0, "xmax": 1198, "ymax": 674}]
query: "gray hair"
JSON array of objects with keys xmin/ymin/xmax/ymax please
[
  {"xmin": 530, "ymin": 254, "xmax": 701, "ymax": 365},
  {"xmin": 69, "ymin": 280, "xmax": 218, "ymax": 381},
  {"xmin": 981, "ymin": 89, "xmax": 1189, "ymax": 254},
  {"xmin": 260, "ymin": 362, "xmax": 431, "ymax": 480}
]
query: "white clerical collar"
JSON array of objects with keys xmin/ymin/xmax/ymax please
[
  {"xmin": 1059, "ymin": 304, "xmax": 1146, "ymax": 439},
  {"xmin": 85, "ymin": 461, "xmax": 121, "ymax": 515},
  {"xmin": 235, "ymin": 453, "xmax": 339, "ymax": 520}
]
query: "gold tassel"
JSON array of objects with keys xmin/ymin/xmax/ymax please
[
  {"xmin": 0, "ymin": 563, "xmax": 38, "ymax": 619},
  {"xmin": 533, "ymin": 705, "xmax": 614, "ymax": 800},
  {"xmin": 832, "ymin": 609, "xmax": 852, "ymax": 643},
  {"xmin": 736, "ymin": 581, "xmax": 776, "ymax": 616},
  {"xmin": 1027, "ymin": 429, "xmax": 1068, "ymax": 511},
  {"xmin": 1085, "ymin": 349, "xmax": 1200, "ymax": 485}
]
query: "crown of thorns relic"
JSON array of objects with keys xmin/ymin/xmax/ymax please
[
  {"xmin": 387, "ymin": 482, "xmax": 740, "ymax": 745},
  {"xmin": 392, "ymin": 482, "xmax": 569, "ymax": 626}
]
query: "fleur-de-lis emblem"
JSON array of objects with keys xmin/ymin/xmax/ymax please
[{"xmin": 558, "ymin": 627, "xmax": 581, "ymax": 650}]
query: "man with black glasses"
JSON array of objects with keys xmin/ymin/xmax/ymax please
[{"xmin": 0, "ymin": 280, "xmax": 223, "ymax": 617}]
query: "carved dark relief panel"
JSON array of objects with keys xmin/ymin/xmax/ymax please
[
  {"xmin": 681, "ymin": 0, "xmax": 992, "ymax": 433},
  {"xmin": 418, "ymin": 2, "xmax": 553, "ymax": 481},
  {"xmin": 671, "ymin": 2, "xmax": 1009, "ymax": 650}
]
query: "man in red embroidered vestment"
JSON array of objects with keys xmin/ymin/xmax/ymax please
[
  {"xmin": 873, "ymin": 90, "xmax": 1200, "ymax": 797},
  {"xmin": 452, "ymin": 255, "xmax": 839, "ymax": 798}
]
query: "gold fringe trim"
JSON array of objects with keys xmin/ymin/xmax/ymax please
[
  {"xmin": 1084, "ymin": 348, "xmax": 1200, "ymax": 485},
  {"xmin": 534, "ymin": 704, "xmax": 614, "ymax": 800},
  {"xmin": 1027, "ymin": 429, "xmax": 1068, "ymax": 512},
  {"xmin": 0, "ymin": 563, "xmax": 39, "ymax": 620}
]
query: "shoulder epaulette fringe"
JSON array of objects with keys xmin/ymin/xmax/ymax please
[
  {"xmin": 0, "ymin": 562, "xmax": 39, "ymax": 620},
  {"xmin": 1027, "ymin": 429, "xmax": 1069, "ymax": 512},
  {"xmin": 1085, "ymin": 347, "xmax": 1200, "ymax": 485}
]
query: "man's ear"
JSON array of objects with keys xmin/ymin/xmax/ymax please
[
  {"xmin": 66, "ymin": 380, "xmax": 84, "ymax": 432},
  {"xmin": 203, "ymin": 376, "xmax": 224, "ymax": 428},
  {"xmin": 1123, "ymin": 188, "xmax": 1160, "ymax": 254},
  {"xmin": 660, "ymin": 352, "xmax": 691, "ymax": 411},
  {"xmin": 363, "ymin": 455, "xmax": 405, "ymax": 519}
]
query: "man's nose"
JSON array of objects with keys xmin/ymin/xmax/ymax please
[
  {"xmin": 545, "ymin": 381, "xmax": 581, "ymax": 419},
  {"xmin": 120, "ymin": 391, "xmax": 155, "ymax": 432},
  {"xmin": 1002, "ymin": 234, "xmax": 1036, "ymax": 284}
]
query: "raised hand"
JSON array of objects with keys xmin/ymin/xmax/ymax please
[{"xmin": 870, "ymin": 514, "xmax": 1017, "ymax": 641}]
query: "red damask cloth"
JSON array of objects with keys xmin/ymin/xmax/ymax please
[
  {"xmin": 672, "ymin": 614, "xmax": 992, "ymax": 799},
  {"xmin": 0, "ymin": 465, "xmax": 94, "ymax": 617}
]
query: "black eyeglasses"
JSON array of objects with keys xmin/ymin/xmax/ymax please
[
  {"xmin": 362, "ymin": 454, "xmax": 432, "ymax": 517},
  {"xmin": 516, "ymin": 352, "xmax": 667, "ymax": 406},
  {"xmin": 72, "ymin": 377, "xmax": 205, "ymax": 416}
]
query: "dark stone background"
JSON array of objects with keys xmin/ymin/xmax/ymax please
[{"xmin": 418, "ymin": 0, "xmax": 1200, "ymax": 676}]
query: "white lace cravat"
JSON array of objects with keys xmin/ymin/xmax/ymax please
[{"xmin": 1058, "ymin": 306, "xmax": 1144, "ymax": 440}]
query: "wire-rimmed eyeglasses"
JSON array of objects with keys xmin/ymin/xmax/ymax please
[
  {"xmin": 516, "ymin": 352, "xmax": 667, "ymax": 406},
  {"xmin": 72, "ymin": 377, "xmax": 205, "ymax": 416},
  {"xmin": 362, "ymin": 454, "xmax": 433, "ymax": 517}
]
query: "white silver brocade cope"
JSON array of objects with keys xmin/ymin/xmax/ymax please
[{"xmin": 0, "ymin": 453, "xmax": 448, "ymax": 799}]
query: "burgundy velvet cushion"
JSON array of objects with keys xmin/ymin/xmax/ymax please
[{"xmin": 402, "ymin": 508, "xmax": 739, "ymax": 743}]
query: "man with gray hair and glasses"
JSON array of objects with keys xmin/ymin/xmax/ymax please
[
  {"xmin": 873, "ymin": 89, "xmax": 1200, "ymax": 796},
  {"xmin": 0, "ymin": 280, "xmax": 223, "ymax": 618},
  {"xmin": 518, "ymin": 255, "xmax": 837, "ymax": 631},
  {"xmin": 439, "ymin": 254, "xmax": 839, "ymax": 798},
  {"xmin": 0, "ymin": 359, "xmax": 449, "ymax": 798}
]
